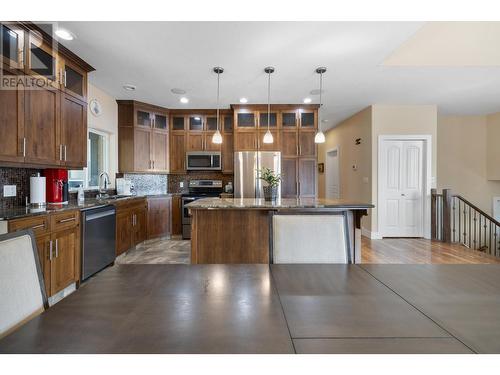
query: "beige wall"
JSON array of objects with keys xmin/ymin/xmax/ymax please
[
  {"xmin": 87, "ymin": 84, "xmax": 118, "ymax": 187},
  {"xmin": 438, "ymin": 115, "xmax": 500, "ymax": 214},
  {"xmin": 318, "ymin": 107, "xmax": 373, "ymax": 230},
  {"xmin": 487, "ymin": 112, "xmax": 500, "ymax": 181},
  {"xmin": 371, "ymin": 105, "xmax": 438, "ymax": 235}
]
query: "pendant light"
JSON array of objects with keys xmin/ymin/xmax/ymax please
[
  {"xmin": 263, "ymin": 66, "xmax": 275, "ymax": 144},
  {"xmin": 212, "ymin": 66, "xmax": 224, "ymax": 144},
  {"xmin": 314, "ymin": 67, "xmax": 327, "ymax": 144}
]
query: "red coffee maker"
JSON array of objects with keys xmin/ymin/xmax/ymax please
[{"xmin": 43, "ymin": 169, "xmax": 68, "ymax": 204}]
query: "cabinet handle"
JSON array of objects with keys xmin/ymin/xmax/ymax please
[
  {"xmin": 58, "ymin": 217, "xmax": 75, "ymax": 223},
  {"xmin": 59, "ymin": 144, "xmax": 63, "ymax": 161},
  {"xmin": 64, "ymin": 145, "xmax": 67, "ymax": 161},
  {"xmin": 299, "ymin": 145, "xmax": 302, "ymax": 156},
  {"xmin": 59, "ymin": 68, "xmax": 63, "ymax": 85},
  {"xmin": 49, "ymin": 240, "xmax": 53, "ymax": 261},
  {"xmin": 64, "ymin": 70, "xmax": 67, "ymax": 87},
  {"xmin": 31, "ymin": 223, "xmax": 45, "ymax": 230},
  {"xmin": 153, "ymin": 160, "xmax": 155, "ymax": 169},
  {"xmin": 22, "ymin": 137, "xmax": 26, "ymax": 157},
  {"xmin": 55, "ymin": 239, "xmax": 59, "ymax": 258}
]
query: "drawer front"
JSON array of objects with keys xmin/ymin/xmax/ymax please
[
  {"xmin": 9, "ymin": 215, "xmax": 50, "ymax": 236},
  {"xmin": 51, "ymin": 210, "xmax": 80, "ymax": 231}
]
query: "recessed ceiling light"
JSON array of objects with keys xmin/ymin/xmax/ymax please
[
  {"xmin": 239, "ymin": 98, "xmax": 248, "ymax": 104},
  {"xmin": 123, "ymin": 84, "xmax": 136, "ymax": 91},
  {"xmin": 180, "ymin": 97, "xmax": 189, "ymax": 104},
  {"xmin": 171, "ymin": 88, "xmax": 186, "ymax": 95},
  {"xmin": 55, "ymin": 28, "xmax": 75, "ymax": 41},
  {"xmin": 303, "ymin": 98, "xmax": 312, "ymax": 104}
]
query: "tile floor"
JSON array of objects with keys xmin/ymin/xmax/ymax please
[{"xmin": 116, "ymin": 237, "xmax": 190, "ymax": 264}]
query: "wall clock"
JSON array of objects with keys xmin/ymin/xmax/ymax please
[{"xmin": 89, "ymin": 99, "xmax": 102, "ymax": 117}]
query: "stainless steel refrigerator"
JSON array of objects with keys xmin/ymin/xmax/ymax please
[{"xmin": 234, "ymin": 151, "xmax": 281, "ymax": 199}]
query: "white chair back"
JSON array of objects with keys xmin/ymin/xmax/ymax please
[
  {"xmin": 0, "ymin": 230, "xmax": 47, "ymax": 339},
  {"xmin": 271, "ymin": 213, "xmax": 350, "ymax": 264}
]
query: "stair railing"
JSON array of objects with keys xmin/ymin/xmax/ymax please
[{"xmin": 431, "ymin": 189, "xmax": 500, "ymax": 257}]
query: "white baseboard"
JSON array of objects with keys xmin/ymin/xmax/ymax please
[{"xmin": 361, "ymin": 228, "xmax": 383, "ymax": 240}]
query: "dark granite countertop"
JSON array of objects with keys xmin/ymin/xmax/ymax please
[
  {"xmin": 0, "ymin": 193, "xmax": 173, "ymax": 220},
  {"xmin": 186, "ymin": 197, "xmax": 374, "ymax": 210}
]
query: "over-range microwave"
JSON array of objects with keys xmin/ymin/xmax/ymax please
[{"xmin": 186, "ymin": 151, "xmax": 222, "ymax": 171}]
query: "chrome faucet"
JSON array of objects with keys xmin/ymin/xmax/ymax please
[{"xmin": 98, "ymin": 172, "xmax": 110, "ymax": 198}]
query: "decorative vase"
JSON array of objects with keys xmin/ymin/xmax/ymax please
[{"xmin": 263, "ymin": 185, "xmax": 278, "ymax": 201}]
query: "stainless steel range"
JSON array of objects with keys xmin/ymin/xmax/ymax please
[{"xmin": 181, "ymin": 179, "xmax": 223, "ymax": 239}]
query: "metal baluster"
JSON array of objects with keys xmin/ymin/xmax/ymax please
[
  {"xmin": 478, "ymin": 215, "xmax": 481, "ymax": 250},
  {"xmin": 473, "ymin": 209, "xmax": 477, "ymax": 249},
  {"xmin": 489, "ymin": 220, "xmax": 492, "ymax": 255},
  {"xmin": 458, "ymin": 200, "xmax": 462, "ymax": 245},
  {"xmin": 484, "ymin": 219, "xmax": 488, "ymax": 252},
  {"xmin": 469, "ymin": 206, "xmax": 472, "ymax": 249},
  {"xmin": 452, "ymin": 197, "xmax": 456, "ymax": 242}
]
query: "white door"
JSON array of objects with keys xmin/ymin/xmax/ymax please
[
  {"xmin": 326, "ymin": 149, "xmax": 340, "ymax": 199},
  {"xmin": 380, "ymin": 140, "xmax": 424, "ymax": 237}
]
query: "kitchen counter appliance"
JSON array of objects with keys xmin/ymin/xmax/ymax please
[
  {"xmin": 186, "ymin": 151, "xmax": 222, "ymax": 171},
  {"xmin": 81, "ymin": 205, "xmax": 116, "ymax": 281},
  {"xmin": 181, "ymin": 179, "xmax": 223, "ymax": 239}
]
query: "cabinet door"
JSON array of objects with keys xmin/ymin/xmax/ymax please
[
  {"xmin": 222, "ymin": 133, "xmax": 234, "ymax": 173},
  {"xmin": 134, "ymin": 128, "xmax": 152, "ymax": 171},
  {"xmin": 1, "ymin": 24, "xmax": 25, "ymax": 70},
  {"xmin": 205, "ymin": 132, "xmax": 222, "ymax": 151},
  {"xmin": 187, "ymin": 133, "xmax": 203, "ymax": 151},
  {"xmin": 298, "ymin": 158, "xmax": 316, "ymax": 197},
  {"xmin": 258, "ymin": 111, "xmax": 278, "ymax": 128},
  {"xmin": 299, "ymin": 110, "xmax": 317, "ymax": 129},
  {"xmin": 171, "ymin": 195, "xmax": 182, "ymax": 236},
  {"xmin": 153, "ymin": 113, "xmax": 168, "ymax": 131},
  {"xmin": 171, "ymin": 116, "xmax": 185, "ymax": 131},
  {"xmin": 35, "ymin": 234, "xmax": 51, "ymax": 297},
  {"xmin": 136, "ymin": 109, "xmax": 152, "ymax": 128},
  {"xmin": 27, "ymin": 33, "xmax": 59, "ymax": 88},
  {"xmin": 223, "ymin": 115, "xmax": 233, "ymax": 132},
  {"xmin": 61, "ymin": 93, "xmax": 87, "ymax": 168},
  {"xmin": 0, "ymin": 68, "xmax": 24, "ymax": 163},
  {"xmin": 236, "ymin": 111, "xmax": 256, "ymax": 129},
  {"xmin": 152, "ymin": 131, "xmax": 168, "ymax": 171},
  {"xmin": 147, "ymin": 197, "xmax": 171, "ymax": 239},
  {"xmin": 206, "ymin": 116, "xmax": 218, "ymax": 131},
  {"xmin": 189, "ymin": 115, "xmax": 204, "ymax": 131},
  {"xmin": 234, "ymin": 131, "xmax": 257, "ymax": 151},
  {"xmin": 282, "ymin": 131, "xmax": 298, "ymax": 157},
  {"xmin": 61, "ymin": 59, "xmax": 87, "ymax": 101},
  {"xmin": 299, "ymin": 130, "xmax": 316, "ymax": 157},
  {"xmin": 258, "ymin": 130, "xmax": 280, "ymax": 151},
  {"xmin": 24, "ymin": 87, "xmax": 61, "ymax": 165},
  {"xmin": 50, "ymin": 228, "xmax": 77, "ymax": 295},
  {"xmin": 170, "ymin": 133, "xmax": 186, "ymax": 173},
  {"xmin": 281, "ymin": 110, "xmax": 298, "ymax": 129},
  {"xmin": 116, "ymin": 211, "xmax": 132, "ymax": 256},
  {"xmin": 282, "ymin": 157, "xmax": 298, "ymax": 198},
  {"xmin": 133, "ymin": 207, "xmax": 147, "ymax": 245}
]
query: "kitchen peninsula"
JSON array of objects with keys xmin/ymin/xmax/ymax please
[{"xmin": 187, "ymin": 198, "xmax": 373, "ymax": 264}]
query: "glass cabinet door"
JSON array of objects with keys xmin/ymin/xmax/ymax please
[
  {"xmin": 64, "ymin": 64, "xmax": 84, "ymax": 98},
  {"xmin": 172, "ymin": 116, "xmax": 185, "ymax": 131},
  {"xmin": 281, "ymin": 111, "xmax": 297, "ymax": 128},
  {"xmin": 189, "ymin": 115, "xmax": 204, "ymax": 131},
  {"xmin": 300, "ymin": 111, "xmax": 316, "ymax": 128},
  {"xmin": 1, "ymin": 24, "xmax": 24, "ymax": 69},
  {"xmin": 29, "ymin": 41, "xmax": 56, "ymax": 80},
  {"xmin": 236, "ymin": 112, "xmax": 256, "ymax": 128},
  {"xmin": 206, "ymin": 116, "xmax": 218, "ymax": 131},
  {"xmin": 154, "ymin": 114, "xmax": 168, "ymax": 130},
  {"xmin": 223, "ymin": 115, "xmax": 233, "ymax": 132},
  {"xmin": 136, "ymin": 110, "xmax": 152, "ymax": 127},
  {"xmin": 259, "ymin": 112, "xmax": 278, "ymax": 128}
]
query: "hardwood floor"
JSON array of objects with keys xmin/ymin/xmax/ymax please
[
  {"xmin": 114, "ymin": 237, "xmax": 500, "ymax": 265},
  {"xmin": 362, "ymin": 237, "xmax": 500, "ymax": 264}
]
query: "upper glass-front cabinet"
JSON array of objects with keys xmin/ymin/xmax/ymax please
[
  {"xmin": 189, "ymin": 115, "xmax": 204, "ymax": 131},
  {"xmin": 1, "ymin": 24, "xmax": 24, "ymax": 69},
  {"xmin": 136, "ymin": 110, "xmax": 152, "ymax": 127},
  {"xmin": 259, "ymin": 112, "xmax": 278, "ymax": 128},
  {"xmin": 223, "ymin": 115, "xmax": 233, "ymax": 132},
  {"xmin": 154, "ymin": 113, "xmax": 168, "ymax": 130},
  {"xmin": 236, "ymin": 111, "xmax": 256, "ymax": 128},
  {"xmin": 281, "ymin": 111, "xmax": 298, "ymax": 128},
  {"xmin": 300, "ymin": 110, "xmax": 316, "ymax": 128},
  {"xmin": 172, "ymin": 116, "xmax": 185, "ymax": 131},
  {"xmin": 206, "ymin": 116, "xmax": 218, "ymax": 131},
  {"xmin": 62, "ymin": 62, "xmax": 86, "ymax": 99}
]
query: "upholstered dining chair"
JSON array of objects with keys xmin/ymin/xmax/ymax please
[
  {"xmin": 0, "ymin": 229, "xmax": 48, "ymax": 339},
  {"xmin": 269, "ymin": 211, "xmax": 352, "ymax": 264}
]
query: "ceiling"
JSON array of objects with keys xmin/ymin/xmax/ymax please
[{"xmin": 57, "ymin": 21, "xmax": 500, "ymax": 129}]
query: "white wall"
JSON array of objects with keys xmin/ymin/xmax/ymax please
[{"xmin": 87, "ymin": 84, "xmax": 118, "ymax": 187}]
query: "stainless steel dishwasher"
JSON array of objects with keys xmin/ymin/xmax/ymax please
[{"xmin": 81, "ymin": 204, "xmax": 116, "ymax": 281}]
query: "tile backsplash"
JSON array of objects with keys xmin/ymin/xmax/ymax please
[
  {"xmin": 0, "ymin": 167, "xmax": 41, "ymax": 209},
  {"xmin": 122, "ymin": 173, "xmax": 168, "ymax": 195}
]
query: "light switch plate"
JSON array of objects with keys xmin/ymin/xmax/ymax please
[
  {"xmin": 179, "ymin": 182, "xmax": 184, "ymax": 188},
  {"xmin": 3, "ymin": 185, "xmax": 16, "ymax": 197}
]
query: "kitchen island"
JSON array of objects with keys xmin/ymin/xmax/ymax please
[{"xmin": 186, "ymin": 198, "xmax": 373, "ymax": 264}]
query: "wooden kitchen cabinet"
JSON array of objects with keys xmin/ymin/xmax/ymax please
[
  {"xmin": 187, "ymin": 133, "xmax": 204, "ymax": 151},
  {"xmin": 60, "ymin": 93, "xmax": 87, "ymax": 168},
  {"xmin": 147, "ymin": 196, "xmax": 171, "ymax": 239},
  {"xmin": 222, "ymin": 133, "xmax": 234, "ymax": 173},
  {"xmin": 281, "ymin": 130, "xmax": 298, "ymax": 157},
  {"xmin": 7, "ymin": 209, "xmax": 80, "ymax": 298},
  {"xmin": 298, "ymin": 129, "xmax": 317, "ymax": 157},
  {"xmin": 1, "ymin": 23, "xmax": 25, "ymax": 71},
  {"xmin": 171, "ymin": 195, "xmax": 182, "ymax": 236},
  {"xmin": 258, "ymin": 130, "xmax": 280, "ymax": 151},
  {"xmin": 170, "ymin": 132, "xmax": 186, "ymax": 173},
  {"xmin": 234, "ymin": 131, "xmax": 258, "ymax": 151},
  {"xmin": 117, "ymin": 100, "xmax": 169, "ymax": 173},
  {"xmin": 114, "ymin": 198, "xmax": 148, "ymax": 255},
  {"xmin": 0, "ymin": 67, "xmax": 24, "ymax": 164},
  {"xmin": 298, "ymin": 158, "xmax": 317, "ymax": 197},
  {"xmin": 281, "ymin": 157, "xmax": 298, "ymax": 198},
  {"xmin": 60, "ymin": 58, "xmax": 87, "ymax": 102},
  {"xmin": 116, "ymin": 211, "xmax": 132, "ymax": 256},
  {"xmin": 133, "ymin": 206, "xmax": 148, "ymax": 245},
  {"xmin": 24, "ymin": 87, "xmax": 61, "ymax": 166}
]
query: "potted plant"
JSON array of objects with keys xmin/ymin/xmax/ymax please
[{"xmin": 258, "ymin": 167, "xmax": 282, "ymax": 201}]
